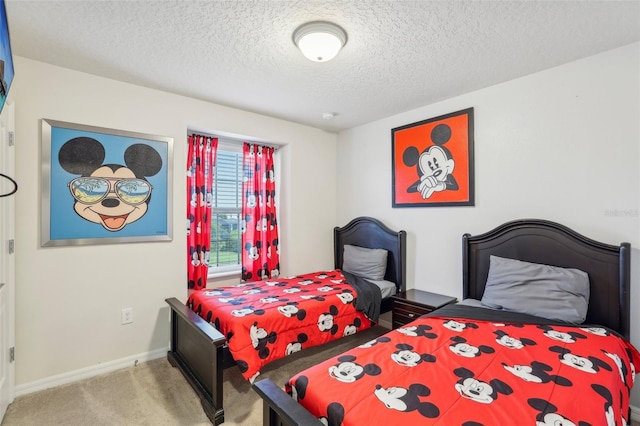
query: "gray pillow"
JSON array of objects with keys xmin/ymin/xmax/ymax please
[
  {"xmin": 481, "ymin": 255, "xmax": 590, "ymax": 323},
  {"xmin": 342, "ymin": 244, "xmax": 388, "ymax": 281}
]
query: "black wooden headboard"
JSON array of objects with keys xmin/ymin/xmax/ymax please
[
  {"xmin": 462, "ymin": 219, "xmax": 631, "ymax": 339},
  {"xmin": 334, "ymin": 216, "xmax": 407, "ymax": 295}
]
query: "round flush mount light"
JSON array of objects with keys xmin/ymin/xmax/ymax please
[{"xmin": 293, "ymin": 21, "xmax": 347, "ymax": 62}]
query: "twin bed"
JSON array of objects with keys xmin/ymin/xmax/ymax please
[
  {"xmin": 165, "ymin": 216, "xmax": 406, "ymax": 424},
  {"xmin": 253, "ymin": 219, "xmax": 639, "ymax": 426}
]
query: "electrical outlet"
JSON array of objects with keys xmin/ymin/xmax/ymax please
[{"xmin": 121, "ymin": 307, "xmax": 133, "ymax": 324}]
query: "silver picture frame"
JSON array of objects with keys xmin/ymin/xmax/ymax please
[{"xmin": 41, "ymin": 119, "xmax": 173, "ymax": 247}]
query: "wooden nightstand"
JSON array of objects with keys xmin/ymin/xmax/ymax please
[{"xmin": 392, "ymin": 289, "xmax": 457, "ymax": 329}]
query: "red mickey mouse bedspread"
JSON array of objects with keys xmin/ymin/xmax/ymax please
[
  {"xmin": 187, "ymin": 270, "xmax": 376, "ymax": 381},
  {"xmin": 285, "ymin": 304, "xmax": 640, "ymax": 426}
]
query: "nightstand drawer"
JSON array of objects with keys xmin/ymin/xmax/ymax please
[
  {"xmin": 391, "ymin": 289, "xmax": 457, "ymax": 329},
  {"xmin": 392, "ymin": 301, "xmax": 432, "ymax": 328}
]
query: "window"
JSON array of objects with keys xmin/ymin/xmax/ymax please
[{"xmin": 209, "ymin": 142, "xmax": 242, "ymax": 275}]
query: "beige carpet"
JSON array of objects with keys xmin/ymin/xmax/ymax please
[
  {"xmin": 1, "ymin": 325, "xmax": 389, "ymax": 426},
  {"xmin": 4, "ymin": 324, "xmax": 640, "ymax": 426}
]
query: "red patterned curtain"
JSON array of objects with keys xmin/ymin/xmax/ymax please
[
  {"xmin": 241, "ymin": 143, "xmax": 280, "ymax": 282},
  {"xmin": 187, "ymin": 134, "xmax": 217, "ymax": 291}
]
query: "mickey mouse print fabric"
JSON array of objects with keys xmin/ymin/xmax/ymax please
[
  {"xmin": 286, "ymin": 303, "xmax": 640, "ymax": 425},
  {"xmin": 187, "ymin": 269, "xmax": 376, "ymax": 382},
  {"xmin": 241, "ymin": 143, "xmax": 280, "ymax": 282}
]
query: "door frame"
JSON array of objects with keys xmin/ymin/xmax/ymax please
[{"xmin": 0, "ymin": 101, "xmax": 16, "ymax": 421}]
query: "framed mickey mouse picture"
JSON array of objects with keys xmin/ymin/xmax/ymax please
[
  {"xmin": 41, "ymin": 119, "xmax": 174, "ymax": 247},
  {"xmin": 391, "ymin": 107, "xmax": 474, "ymax": 207}
]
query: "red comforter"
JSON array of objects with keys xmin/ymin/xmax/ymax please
[
  {"xmin": 187, "ymin": 270, "xmax": 375, "ymax": 381},
  {"xmin": 285, "ymin": 305, "xmax": 640, "ymax": 425}
]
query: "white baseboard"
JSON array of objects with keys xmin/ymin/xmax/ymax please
[{"xmin": 14, "ymin": 347, "xmax": 169, "ymax": 397}]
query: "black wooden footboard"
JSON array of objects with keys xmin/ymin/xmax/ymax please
[
  {"xmin": 252, "ymin": 379, "xmax": 323, "ymax": 426},
  {"xmin": 166, "ymin": 297, "xmax": 226, "ymax": 425}
]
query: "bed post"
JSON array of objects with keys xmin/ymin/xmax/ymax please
[
  {"xmin": 619, "ymin": 242, "xmax": 631, "ymax": 340},
  {"xmin": 253, "ymin": 379, "xmax": 324, "ymax": 426},
  {"xmin": 166, "ymin": 297, "xmax": 226, "ymax": 425}
]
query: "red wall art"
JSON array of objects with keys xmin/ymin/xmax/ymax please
[{"xmin": 392, "ymin": 108, "xmax": 474, "ymax": 207}]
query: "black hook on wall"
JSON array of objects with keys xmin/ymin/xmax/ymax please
[{"xmin": 0, "ymin": 173, "xmax": 17, "ymax": 197}]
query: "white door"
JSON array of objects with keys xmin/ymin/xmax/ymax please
[{"xmin": 0, "ymin": 101, "xmax": 15, "ymax": 421}]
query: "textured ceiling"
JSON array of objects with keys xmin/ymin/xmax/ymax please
[{"xmin": 5, "ymin": 0, "xmax": 640, "ymax": 132}]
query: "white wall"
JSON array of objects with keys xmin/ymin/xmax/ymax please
[
  {"xmin": 10, "ymin": 57, "xmax": 338, "ymax": 388},
  {"xmin": 336, "ymin": 42, "xmax": 640, "ymax": 407}
]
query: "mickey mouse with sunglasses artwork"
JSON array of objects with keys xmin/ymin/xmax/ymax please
[{"xmin": 58, "ymin": 137, "xmax": 163, "ymax": 232}]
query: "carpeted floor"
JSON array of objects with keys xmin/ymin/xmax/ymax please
[
  {"xmin": 3, "ymin": 323, "xmax": 640, "ymax": 426},
  {"xmin": 1, "ymin": 325, "xmax": 390, "ymax": 426}
]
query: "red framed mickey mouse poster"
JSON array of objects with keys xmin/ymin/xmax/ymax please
[{"xmin": 392, "ymin": 107, "xmax": 474, "ymax": 207}]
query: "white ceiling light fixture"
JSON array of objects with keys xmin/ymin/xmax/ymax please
[{"xmin": 293, "ymin": 21, "xmax": 347, "ymax": 62}]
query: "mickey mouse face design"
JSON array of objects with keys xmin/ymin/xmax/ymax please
[
  {"xmin": 536, "ymin": 411, "xmax": 578, "ymax": 426},
  {"xmin": 256, "ymin": 216, "xmax": 269, "ymax": 231},
  {"xmin": 328, "ymin": 355, "xmax": 381, "ymax": 383},
  {"xmin": 286, "ymin": 341, "xmax": 303, "ymax": 355},
  {"xmin": 502, "ymin": 361, "xmax": 572, "ymax": 386},
  {"xmin": 442, "ymin": 319, "xmax": 477, "ymax": 332},
  {"xmin": 59, "ymin": 138, "xmax": 162, "ymax": 232},
  {"xmin": 318, "ymin": 306, "xmax": 339, "ymax": 334},
  {"xmin": 318, "ymin": 314, "xmax": 333, "ymax": 331},
  {"xmin": 591, "ymin": 384, "xmax": 619, "ymax": 426},
  {"xmin": 402, "ymin": 123, "xmax": 459, "ymax": 200},
  {"xmin": 549, "ymin": 346, "xmax": 613, "ymax": 374},
  {"xmin": 582, "ymin": 326, "xmax": 609, "ymax": 337},
  {"xmin": 455, "ymin": 378, "xmax": 495, "ymax": 403},
  {"xmin": 504, "ymin": 364, "xmax": 543, "ymax": 383},
  {"xmin": 300, "ymin": 295, "xmax": 326, "ymax": 301},
  {"xmin": 231, "ymin": 306, "xmax": 265, "ymax": 317},
  {"xmin": 336, "ymin": 291, "xmax": 354, "ymax": 304},
  {"xmin": 245, "ymin": 243, "xmax": 260, "ymax": 260},
  {"xmin": 277, "ymin": 304, "xmax": 298, "ymax": 317},
  {"xmin": 202, "ymin": 289, "xmax": 231, "ymax": 297},
  {"xmin": 528, "ymin": 398, "xmax": 579, "ymax": 426},
  {"xmin": 494, "ymin": 330, "xmax": 536, "ymax": 349},
  {"xmin": 317, "ymin": 286, "xmax": 335, "ymax": 292},
  {"xmin": 246, "ymin": 192, "xmax": 257, "ymax": 209},
  {"xmin": 250, "ymin": 322, "xmax": 277, "ymax": 359},
  {"xmin": 602, "ymin": 350, "xmax": 627, "ymax": 384},
  {"xmin": 218, "ymin": 297, "xmax": 247, "ymax": 305},
  {"xmin": 374, "ymin": 384, "xmax": 439, "ymax": 418},
  {"xmin": 544, "ymin": 330, "xmax": 579, "ymax": 343},
  {"xmin": 250, "ymin": 323, "xmax": 268, "ymax": 348},
  {"xmin": 343, "ymin": 318, "xmax": 361, "ymax": 337},
  {"xmin": 396, "ymin": 324, "xmax": 437, "ymax": 339},
  {"xmin": 538, "ymin": 325, "xmax": 586, "ymax": 343},
  {"xmin": 391, "ymin": 344, "xmax": 436, "ymax": 367},
  {"xmin": 453, "ymin": 367, "xmax": 513, "ymax": 404},
  {"xmin": 285, "ymin": 334, "xmax": 308, "ymax": 356},
  {"xmin": 449, "ymin": 336, "xmax": 495, "ymax": 358}
]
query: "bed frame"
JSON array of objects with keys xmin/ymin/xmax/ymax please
[
  {"xmin": 166, "ymin": 216, "xmax": 406, "ymax": 425},
  {"xmin": 253, "ymin": 218, "xmax": 631, "ymax": 426}
]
